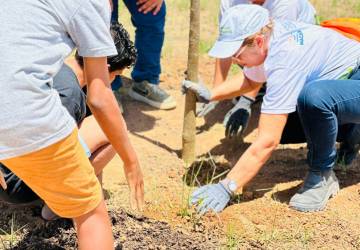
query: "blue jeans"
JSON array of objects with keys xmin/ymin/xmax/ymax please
[
  {"xmin": 111, "ymin": 0, "xmax": 122, "ymax": 90},
  {"xmin": 297, "ymin": 66, "xmax": 360, "ymax": 171},
  {"xmin": 111, "ymin": 0, "xmax": 119, "ymax": 23},
  {"xmin": 111, "ymin": 0, "xmax": 166, "ymax": 89},
  {"xmin": 124, "ymin": 0, "xmax": 166, "ymax": 84}
]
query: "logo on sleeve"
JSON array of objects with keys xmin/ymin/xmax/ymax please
[{"xmin": 283, "ymin": 21, "xmax": 304, "ymax": 46}]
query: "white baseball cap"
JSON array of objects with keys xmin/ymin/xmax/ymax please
[{"xmin": 208, "ymin": 4, "xmax": 270, "ymax": 59}]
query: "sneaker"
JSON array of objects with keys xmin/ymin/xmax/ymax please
[
  {"xmin": 336, "ymin": 142, "xmax": 360, "ymax": 166},
  {"xmin": 128, "ymin": 80, "xmax": 176, "ymax": 110},
  {"xmin": 41, "ymin": 204, "xmax": 60, "ymax": 221},
  {"xmin": 289, "ymin": 169, "xmax": 339, "ymax": 212},
  {"xmin": 113, "ymin": 90, "xmax": 124, "ymax": 114}
]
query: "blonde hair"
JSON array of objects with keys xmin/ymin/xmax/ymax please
[{"xmin": 242, "ymin": 20, "xmax": 274, "ymax": 47}]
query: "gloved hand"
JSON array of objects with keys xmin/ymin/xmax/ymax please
[
  {"xmin": 190, "ymin": 182, "xmax": 231, "ymax": 215},
  {"xmin": 196, "ymin": 101, "xmax": 219, "ymax": 117},
  {"xmin": 182, "ymin": 80, "xmax": 212, "ymax": 104},
  {"xmin": 223, "ymin": 96, "xmax": 254, "ymax": 138}
]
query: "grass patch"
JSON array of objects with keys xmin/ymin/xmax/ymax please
[
  {"xmin": 0, "ymin": 214, "xmax": 27, "ymax": 250},
  {"xmin": 199, "ymin": 39, "xmax": 213, "ymax": 54},
  {"xmin": 224, "ymin": 223, "xmax": 243, "ymax": 250}
]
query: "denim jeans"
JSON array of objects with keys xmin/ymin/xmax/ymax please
[
  {"xmin": 111, "ymin": 0, "xmax": 122, "ymax": 90},
  {"xmin": 110, "ymin": 0, "xmax": 166, "ymax": 89},
  {"xmin": 111, "ymin": 0, "xmax": 119, "ymax": 23},
  {"xmin": 124, "ymin": 0, "xmax": 165, "ymax": 84},
  {"xmin": 297, "ymin": 65, "xmax": 360, "ymax": 170}
]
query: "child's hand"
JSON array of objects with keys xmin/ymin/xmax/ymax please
[
  {"xmin": 0, "ymin": 170, "xmax": 7, "ymax": 190},
  {"xmin": 136, "ymin": 0, "xmax": 164, "ymax": 15},
  {"xmin": 124, "ymin": 162, "xmax": 144, "ymax": 211}
]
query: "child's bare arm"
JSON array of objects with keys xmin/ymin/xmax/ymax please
[{"xmin": 84, "ymin": 57, "xmax": 144, "ymax": 211}]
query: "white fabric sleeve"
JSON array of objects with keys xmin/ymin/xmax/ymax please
[
  {"xmin": 261, "ymin": 67, "xmax": 307, "ymax": 114},
  {"xmin": 66, "ymin": 0, "xmax": 117, "ymax": 57},
  {"xmin": 219, "ymin": 0, "xmax": 250, "ymax": 22},
  {"xmin": 243, "ymin": 65, "xmax": 267, "ymax": 83},
  {"xmin": 268, "ymin": 0, "xmax": 298, "ymax": 20}
]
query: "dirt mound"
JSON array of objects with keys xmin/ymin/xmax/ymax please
[
  {"xmin": 4, "ymin": 205, "xmax": 219, "ymax": 250},
  {"xmin": 110, "ymin": 210, "xmax": 220, "ymax": 250}
]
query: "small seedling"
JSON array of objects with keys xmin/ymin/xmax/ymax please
[
  {"xmin": 0, "ymin": 213, "xmax": 27, "ymax": 249},
  {"xmin": 224, "ymin": 223, "xmax": 240, "ymax": 250}
]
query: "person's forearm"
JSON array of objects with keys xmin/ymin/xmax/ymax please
[
  {"xmin": 226, "ymin": 113, "xmax": 287, "ymax": 190},
  {"xmin": 211, "ymin": 73, "xmax": 258, "ymax": 101},
  {"xmin": 87, "ymin": 88, "xmax": 138, "ymax": 167},
  {"xmin": 84, "ymin": 57, "xmax": 138, "ymax": 168},
  {"xmin": 227, "ymin": 137, "xmax": 278, "ymax": 190},
  {"xmin": 213, "ymin": 58, "xmax": 232, "ymax": 88},
  {"xmin": 242, "ymin": 85, "xmax": 262, "ymax": 100}
]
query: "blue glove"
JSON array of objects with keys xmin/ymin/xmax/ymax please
[
  {"xmin": 182, "ymin": 80, "xmax": 212, "ymax": 104},
  {"xmin": 190, "ymin": 183, "xmax": 231, "ymax": 215},
  {"xmin": 223, "ymin": 96, "xmax": 254, "ymax": 138},
  {"xmin": 196, "ymin": 101, "xmax": 219, "ymax": 117}
]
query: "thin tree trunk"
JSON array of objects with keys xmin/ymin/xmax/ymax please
[{"xmin": 182, "ymin": 0, "xmax": 200, "ymax": 165}]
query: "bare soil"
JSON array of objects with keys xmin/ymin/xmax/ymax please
[{"xmin": 0, "ymin": 203, "xmax": 220, "ymax": 250}]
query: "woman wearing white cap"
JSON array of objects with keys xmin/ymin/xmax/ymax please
[
  {"xmin": 183, "ymin": 4, "xmax": 360, "ymax": 214},
  {"xmin": 198, "ymin": 0, "xmax": 317, "ymax": 139}
]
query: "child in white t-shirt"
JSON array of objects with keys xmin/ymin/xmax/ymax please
[{"xmin": 0, "ymin": 1, "xmax": 143, "ymax": 248}]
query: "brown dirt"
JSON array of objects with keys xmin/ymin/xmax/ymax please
[{"xmin": 0, "ymin": 203, "xmax": 220, "ymax": 250}]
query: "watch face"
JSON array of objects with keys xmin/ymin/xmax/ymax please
[{"xmin": 228, "ymin": 180, "xmax": 237, "ymax": 192}]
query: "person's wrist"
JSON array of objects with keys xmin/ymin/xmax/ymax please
[
  {"xmin": 220, "ymin": 178, "xmax": 238, "ymax": 195},
  {"xmin": 123, "ymin": 158, "xmax": 140, "ymax": 170},
  {"xmin": 208, "ymin": 91, "xmax": 213, "ymax": 102},
  {"xmin": 234, "ymin": 96, "xmax": 254, "ymax": 110},
  {"xmin": 241, "ymin": 96, "xmax": 255, "ymax": 105}
]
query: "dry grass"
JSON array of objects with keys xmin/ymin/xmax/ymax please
[{"xmin": 312, "ymin": 0, "xmax": 360, "ymax": 19}]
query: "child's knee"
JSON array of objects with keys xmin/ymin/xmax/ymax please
[{"xmin": 73, "ymin": 199, "xmax": 108, "ymax": 223}]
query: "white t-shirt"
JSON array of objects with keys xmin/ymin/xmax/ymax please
[
  {"xmin": 220, "ymin": 0, "xmax": 316, "ymax": 24},
  {"xmin": 0, "ymin": 0, "xmax": 117, "ymax": 159},
  {"xmin": 260, "ymin": 20, "xmax": 360, "ymax": 114},
  {"xmin": 220, "ymin": 0, "xmax": 250, "ymax": 22},
  {"xmin": 263, "ymin": 0, "xmax": 316, "ymax": 24},
  {"xmin": 220, "ymin": 0, "xmax": 317, "ymax": 83}
]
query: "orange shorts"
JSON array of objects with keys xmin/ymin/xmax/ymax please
[{"xmin": 2, "ymin": 129, "xmax": 102, "ymax": 218}]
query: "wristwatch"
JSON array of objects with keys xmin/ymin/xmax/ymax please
[{"xmin": 220, "ymin": 178, "xmax": 238, "ymax": 194}]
